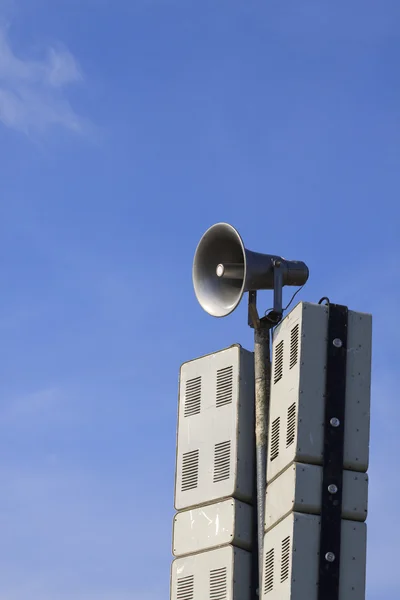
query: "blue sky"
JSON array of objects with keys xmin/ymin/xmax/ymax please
[{"xmin": 0, "ymin": 0, "xmax": 398, "ymax": 598}]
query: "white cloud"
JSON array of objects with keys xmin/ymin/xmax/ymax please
[{"xmin": 0, "ymin": 26, "xmax": 84, "ymax": 135}]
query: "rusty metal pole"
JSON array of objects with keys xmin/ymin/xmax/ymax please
[
  {"xmin": 249, "ymin": 292, "xmax": 273, "ymax": 597},
  {"xmin": 254, "ymin": 321, "xmax": 271, "ymax": 596}
]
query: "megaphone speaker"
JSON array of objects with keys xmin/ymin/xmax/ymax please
[{"xmin": 192, "ymin": 223, "xmax": 309, "ymax": 317}]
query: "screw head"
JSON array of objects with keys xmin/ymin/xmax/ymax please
[
  {"xmin": 328, "ymin": 484, "xmax": 338, "ymax": 494},
  {"xmin": 325, "ymin": 552, "xmax": 336, "ymax": 563},
  {"xmin": 330, "ymin": 417, "xmax": 340, "ymax": 427},
  {"xmin": 333, "ymin": 338, "xmax": 342, "ymax": 348}
]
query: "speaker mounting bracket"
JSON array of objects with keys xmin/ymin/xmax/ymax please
[
  {"xmin": 248, "ymin": 261, "xmax": 284, "ymax": 330},
  {"xmin": 248, "ymin": 291, "xmax": 260, "ymax": 329},
  {"xmin": 272, "ymin": 260, "xmax": 283, "ymax": 316}
]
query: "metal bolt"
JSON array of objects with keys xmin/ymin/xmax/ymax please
[
  {"xmin": 328, "ymin": 484, "xmax": 338, "ymax": 494},
  {"xmin": 216, "ymin": 264, "xmax": 225, "ymax": 277},
  {"xmin": 330, "ymin": 417, "xmax": 340, "ymax": 427},
  {"xmin": 325, "ymin": 552, "xmax": 336, "ymax": 563},
  {"xmin": 333, "ymin": 338, "xmax": 342, "ymax": 348}
]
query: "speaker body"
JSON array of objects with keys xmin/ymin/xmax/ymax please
[
  {"xmin": 173, "ymin": 498, "xmax": 252, "ymax": 557},
  {"xmin": 264, "ymin": 462, "xmax": 368, "ymax": 532},
  {"xmin": 261, "ymin": 513, "xmax": 367, "ymax": 600},
  {"xmin": 174, "ymin": 345, "xmax": 255, "ymax": 510},
  {"xmin": 266, "ymin": 302, "xmax": 372, "ymax": 484},
  {"xmin": 171, "ymin": 545, "xmax": 252, "ymax": 600},
  {"xmin": 193, "ymin": 223, "xmax": 309, "ymax": 317}
]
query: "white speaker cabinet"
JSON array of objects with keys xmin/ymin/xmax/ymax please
[
  {"xmin": 267, "ymin": 302, "xmax": 372, "ymax": 484},
  {"xmin": 173, "ymin": 498, "xmax": 252, "ymax": 557},
  {"xmin": 171, "ymin": 545, "xmax": 252, "ymax": 600},
  {"xmin": 175, "ymin": 345, "xmax": 255, "ymax": 511},
  {"xmin": 262, "ymin": 512, "xmax": 367, "ymax": 600},
  {"xmin": 265, "ymin": 462, "xmax": 368, "ymax": 532}
]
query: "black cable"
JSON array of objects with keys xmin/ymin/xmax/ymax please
[
  {"xmin": 264, "ymin": 284, "xmax": 305, "ymax": 320},
  {"xmin": 318, "ymin": 296, "xmax": 330, "ymax": 306},
  {"xmin": 262, "ymin": 312, "xmax": 282, "ymax": 326},
  {"xmin": 283, "ymin": 284, "xmax": 305, "ymax": 312}
]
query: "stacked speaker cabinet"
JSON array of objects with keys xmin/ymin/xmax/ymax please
[
  {"xmin": 171, "ymin": 345, "xmax": 255, "ymax": 600},
  {"xmin": 262, "ymin": 302, "xmax": 372, "ymax": 600}
]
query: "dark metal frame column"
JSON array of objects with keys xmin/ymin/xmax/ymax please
[{"xmin": 318, "ymin": 303, "xmax": 348, "ymax": 600}]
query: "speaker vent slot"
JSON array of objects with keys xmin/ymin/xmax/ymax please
[
  {"xmin": 216, "ymin": 366, "xmax": 233, "ymax": 408},
  {"xmin": 213, "ymin": 441, "xmax": 231, "ymax": 483},
  {"xmin": 289, "ymin": 324, "xmax": 300, "ymax": 370},
  {"xmin": 264, "ymin": 548, "xmax": 274, "ymax": 594},
  {"xmin": 210, "ymin": 567, "xmax": 227, "ymax": 600},
  {"xmin": 281, "ymin": 536, "xmax": 291, "ymax": 583},
  {"xmin": 184, "ymin": 376, "xmax": 202, "ymax": 417},
  {"xmin": 274, "ymin": 341, "xmax": 284, "ymax": 384},
  {"xmin": 177, "ymin": 575, "xmax": 194, "ymax": 600},
  {"xmin": 270, "ymin": 417, "xmax": 280, "ymax": 462},
  {"xmin": 286, "ymin": 403, "xmax": 296, "ymax": 448},
  {"xmin": 181, "ymin": 450, "xmax": 199, "ymax": 492}
]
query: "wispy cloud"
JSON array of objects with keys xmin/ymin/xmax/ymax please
[{"xmin": 0, "ymin": 26, "xmax": 85, "ymax": 135}]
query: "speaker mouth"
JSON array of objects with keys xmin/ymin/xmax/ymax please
[{"xmin": 192, "ymin": 223, "xmax": 246, "ymax": 317}]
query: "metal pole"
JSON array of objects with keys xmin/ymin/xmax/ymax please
[{"xmin": 254, "ymin": 320, "xmax": 271, "ymax": 596}]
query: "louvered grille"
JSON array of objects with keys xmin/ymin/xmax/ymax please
[
  {"xmin": 216, "ymin": 366, "xmax": 233, "ymax": 408},
  {"xmin": 213, "ymin": 441, "xmax": 231, "ymax": 483},
  {"xmin": 177, "ymin": 575, "xmax": 194, "ymax": 600},
  {"xmin": 264, "ymin": 548, "xmax": 274, "ymax": 594},
  {"xmin": 270, "ymin": 417, "xmax": 280, "ymax": 462},
  {"xmin": 181, "ymin": 450, "xmax": 199, "ymax": 491},
  {"xmin": 289, "ymin": 324, "xmax": 300, "ymax": 370},
  {"xmin": 184, "ymin": 377, "xmax": 201, "ymax": 417},
  {"xmin": 286, "ymin": 403, "xmax": 296, "ymax": 448},
  {"xmin": 274, "ymin": 340, "xmax": 284, "ymax": 384},
  {"xmin": 210, "ymin": 567, "xmax": 227, "ymax": 600},
  {"xmin": 281, "ymin": 536, "xmax": 291, "ymax": 583}
]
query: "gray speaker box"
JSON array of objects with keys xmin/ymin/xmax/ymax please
[
  {"xmin": 175, "ymin": 345, "xmax": 255, "ymax": 511},
  {"xmin": 262, "ymin": 512, "xmax": 366, "ymax": 600},
  {"xmin": 267, "ymin": 302, "xmax": 372, "ymax": 484},
  {"xmin": 171, "ymin": 545, "xmax": 252, "ymax": 600},
  {"xmin": 265, "ymin": 462, "xmax": 368, "ymax": 532},
  {"xmin": 173, "ymin": 498, "xmax": 252, "ymax": 557}
]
